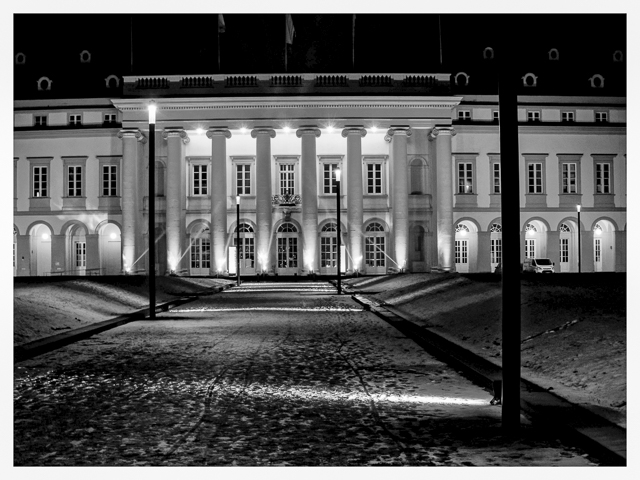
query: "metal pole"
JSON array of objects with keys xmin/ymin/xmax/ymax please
[
  {"xmin": 578, "ymin": 205, "xmax": 581, "ymax": 273},
  {"xmin": 236, "ymin": 198, "xmax": 241, "ymax": 286},
  {"xmin": 148, "ymin": 102, "xmax": 156, "ymax": 319},
  {"xmin": 498, "ymin": 18, "xmax": 521, "ymax": 432},
  {"xmin": 336, "ymin": 175, "xmax": 341, "ymax": 295}
]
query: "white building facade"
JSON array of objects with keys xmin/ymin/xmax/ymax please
[{"xmin": 13, "ymin": 73, "xmax": 627, "ymax": 276}]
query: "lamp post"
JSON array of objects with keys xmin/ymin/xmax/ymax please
[
  {"xmin": 148, "ymin": 101, "xmax": 156, "ymax": 320},
  {"xmin": 577, "ymin": 204, "xmax": 581, "ymax": 273},
  {"xmin": 236, "ymin": 195, "xmax": 241, "ymax": 286},
  {"xmin": 335, "ymin": 168, "xmax": 341, "ymax": 295}
]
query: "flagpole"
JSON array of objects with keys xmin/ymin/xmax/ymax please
[
  {"xmin": 352, "ymin": 14, "xmax": 356, "ymax": 72},
  {"xmin": 438, "ymin": 15, "xmax": 443, "ymax": 66},
  {"xmin": 218, "ymin": 30, "xmax": 221, "ymax": 72},
  {"xmin": 284, "ymin": 15, "xmax": 288, "ymax": 72}
]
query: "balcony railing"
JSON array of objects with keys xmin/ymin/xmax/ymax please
[{"xmin": 272, "ymin": 192, "xmax": 301, "ymax": 206}]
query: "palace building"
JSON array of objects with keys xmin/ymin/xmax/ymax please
[{"xmin": 13, "ymin": 14, "xmax": 627, "ymax": 276}]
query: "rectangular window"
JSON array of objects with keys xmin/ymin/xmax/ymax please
[
  {"xmin": 595, "ymin": 238, "xmax": 601, "ymax": 262},
  {"xmin": 69, "ymin": 114, "xmax": 82, "ymax": 125},
  {"xmin": 458, "ymin": 163, "xmax": 473, "ymax": 194},
  {"xmin": 279, "ymin": 163, "xmax": 296, "ymax": 195},
  {"xmin": 35, "ymin": 115, "xmax": 47, "ymax": 126},
  {"xmin": 192, "ymin": 164, "xmax": 208, "ymax": 196},
  {"xmin": 236, "ymin": 164, "xmax": 251, "ymax": 195},
  {"xmin": 525, "ymin": 239, "xmax": 536, "ymax": 258},
  {"xmin": 595, "ymin": 163, "xmax": 611, "ymax": 193},
  {"xmin": 493, "ymin": 163, "xmax": 501, "ymax": 194},
  {"xmin": 104, "ymin": 113, "xmax": 117, "ymax": 124},
  {"xmin": 323, "ymin": 163, "xmax": 339, "ymax": 194},
  {"xmin": 562, "ymin": 163, "xmax": 577, "ymax": 193},
  {"xmin": 527, "ymin": 111, "xmax": 541, "ymax": 122},
  {"xmin": 455, "ymin": 240, "xmax": 468, "ymax": 264},
  {"xmin": 102, "ymin": 165, "xmax": 117, "ymax": 196},
  {"xmin": 68, "ymin": 165, "xmax": 82, "ymax": 197},
  {"xmin": 491, "ymin": 239, "xmax": 502, "ymax": 265},
  {"xmin": 560, "ymin": 238, "xmax": 569, "ymax": 263},
  {"xmin": 75, "ymin": 241, "xmax": 86, "ymax": 268},
  {"xmin": 366, "ymin": 163, "xmax": 383, "ymax": 194},
  {"xmin": 33, "ymin": 166, "xmax": 48, "ymax": 197},
  {"xmin": 595, "ymin": 111, "xmax": 608, "ymax": 123},
  {"xmin": 492, "ymin": 110, "xmax": 500, "ymax": 121},
  {"xmin": 365, "ymin": 237, "xmax": 385, "ymax": 267},
  {"xmin": 458, "ymin": 110, "xmax": 471, "ymax": 121},
  {"xmin": 528, "ymin": 163, "xmax": 543, "ymax": 193},
  {"xmin": 320, "ymin": 237, "xmax": 337, "ymax": 268},
  {"xmin": 562, "ymin": 111, "xmax": 575, "ymax": 122}
]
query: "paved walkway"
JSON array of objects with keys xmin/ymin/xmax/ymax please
[{"xmin": 14, "ymin": 282, "xmax": 597, "ymax": 466}]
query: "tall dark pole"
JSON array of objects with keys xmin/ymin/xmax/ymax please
[
  {"xmin": 236, "ymin": 196, "xmax": 241, "ymax": 286},
  {"xmin": 148, "ymin": 102, "xmax": 156, "ymax": 319},
  {"xmin": 577, "ymin": 205, "xmax": 582, "ymax": 273},
  {"xmin": 498, "ymin": 18, "xmax": 521, "ymax": 432},
  {"xmin": 336, "ymin": 169, "xmax": 341, "ymax": 295}
]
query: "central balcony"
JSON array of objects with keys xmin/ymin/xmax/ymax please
[{"xmin": 272, "ymin": 192, "xmax": 301, "ymax": 207}]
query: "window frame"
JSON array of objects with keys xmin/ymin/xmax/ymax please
[
  {"xmin": 595, "ymin": 111, "xmax": 609, "ymax": 123},
  {"xmin": 527, "ymin": 110, "xmax": 541, "ymax": 122},
  {"xmin": 34, "ymin": 115, "xmax": 47, "ymax": 126},
  {"xmin": 62, "ymin": 156, "xmax": 87, "ymax": 198},
  {"xmin": 32, "ymin": 165, "xmax": 48, "ymax": 198},
  {"xmin": 98, "ymin": 156, "xmax": 121, "ymax": 198},
  {"xmin": 363, "ymin": 157, "xmax": 387, "ymax": 195},
  {"xmin": 594, "ymin": 160, "xmax": 613, "ymax": 194},
  {"xmin": 190, "ymin": 159, "xmax": 210, "ymax": 196},
  {"xmin": 457, "ymin": 110, "xmax": 471, "ymax": 121},
  {"xmin": 561, "ymin": 111, "xmax": 575, "ymax": 123},
  {"xmin": 457, "ymin": 162, "xmax": 474, "ymax": 194},
  {"xmin": 75, "ymin": 241, "xmax": 87, "ymax": 268},
  {"xmin": 274, "ymin": 156, "xmax": 300, "ymax": 196},
  {"xmin": 318, "ymin": 156, "xmax": 343, "ymax": 195},
  {"xmin": 236, "ymin": 163, "xmax": 252, "ymax": 196},
  {"xmin": 69, "ymin": 113, "xmax": 82, "ymax": 126},
  {"xmin": 67, "ymin": 165, "xmax": 83, "ymax": 197},
  {"xmin": 104, "ymin": 113, "xmax": 117, "ymax": 124},
  {"xmin": 231, "ymin": 156, "xmax": 256, "ymax": 197}
]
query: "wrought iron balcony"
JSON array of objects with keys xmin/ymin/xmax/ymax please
[{"xmin": 272, "ymin": 191, "xmax": 301, "ymax": 206}]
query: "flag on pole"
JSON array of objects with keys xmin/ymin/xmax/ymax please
[
  {"xmin": 218, "ymin": 14, "xmax": 226, "ymax": 34},
  {"xmin": 285, "ymin": 14, "xmax": 295, "ymax": 44}
]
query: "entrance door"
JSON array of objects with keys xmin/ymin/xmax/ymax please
[
  {"xmin": 277, "ymin": 222, "xmax": 298, "ymax": 275},
  {"xmin": 594, "ymin": 238, "xmax": 602, "ymax": 272},
  {"xmin": 560, "ymin": 238, "xmax": 570, "ymax": 272},
  {"xmin": 190, "ymin": 237, "xmax": 211, "ymax": 276},
  {"xmin": 320, "ymin": 222, "xmax": 338, "ymax": 275},
  {"xmin": 234, "ymin": 236, "xmax": 255, "ymax": 274},
  {"xmin": 32, "ymin": 224, "xmax": 52, "ymax": 276},
  {"xmin": 365, "ymin": 222, "xmax": 386, "ymax": 274},
  {"xmin": 455, "ymin": 239, "xmax": 469, "ymax": 273}
]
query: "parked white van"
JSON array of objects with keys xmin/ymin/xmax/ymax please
[{"xmin": 523, "ymin": 258, "xmax": 555, "ymax": 273}]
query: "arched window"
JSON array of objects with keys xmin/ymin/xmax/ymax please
[
  {"xmin": 79, "ymin": 50, "xmax": 91, "ymax": 63},
  {"xmin": 560, "ymin": 223, "xmax": 571, "ymax": 232},
  {"xmin": 236, "ymin": 223, "xmax": 254, "ymax": 233},
  {"xmin": 455, "ymin": 72, "xmax": 469, "ymax": 87},
  {"xmin": 410, "ymin": 158, "xmax": 426, "ymax": 194},
  {"xmin": 613, "ymin": 50, "xmax": 623, "ymax": 62},
  {"xmin": 483, "ymin": 47, "xmax": 494, "ymax": 60},
  {"xmin": 15, "ymin": 52, "xmax": 26, "ymax": 65},
  {"xmin": 522, "ymin": 73, "xmax": 538, "ymax": 87},
  {"xmin": 455, "ymin": 224, "xmax": 470, "ymax": 233},
  {"xmin": 589, "ymin": 74, "xmax": 605, "ymax": 88},
  {"xmin": 548, "ymin": 48, "xmax": 560, "ymax": 61},
  {"xmin": 490, "ymin": 223, "xmax": 502, "ymax": 233},
  {"xmin": 366, "ymin": 222, "xmax": 384, "ymax": 232},
  {"xmin": 525, "ymin": 223, "xmax": 537, "ymax": 233},
  {"xmin": 37, "ymin": 76, "xmax": 52, "ymax": 91},
  {"xmin": 321, "ymin": 223, "xmax": 337, "ymax": 232},
  {"xmin": 278, "ymin": 222, "xmax": 297, "ymax": 233}
]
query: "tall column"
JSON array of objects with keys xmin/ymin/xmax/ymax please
[
  {"xmin": 342, "ymin": 126, "xmax": 367, "ymax": 272},
  {"xmin": 118, "ymin": 129, "xmax": 145, "ymax": 273},
  {"xmin": 207, "ymin": 128, "xmax": 232, "ymax": 274},
  {"xmin": 387, "ymin": 126, "xmax": 412, "ymax": 271},
  {"xmin": 251, "ymin": 128, "xmax": 276, "ymax": 273},
  {"xmin": 297, "ymin": 127, "xmax": 321, "ymax": 274},
  {"xmin": 429, "ymin": 126, "xmax": 456, "ymax": 271},
  {"xmin": 163, "ymin": 128, "xmax": 190, "ymax": 273}
]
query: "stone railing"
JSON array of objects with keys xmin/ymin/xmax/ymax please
[{"xmin": 272, "ymin": 192, "xmax": 301, "ymax": 206}]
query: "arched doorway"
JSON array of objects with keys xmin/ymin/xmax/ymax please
[
  {"xmin": 99, "ymin": 223, "xmax": 122, "ymax": 275},
  {"xmin": 189, "ymin": 225, "xmax": 211, "ymax": 276},
  {"xmin": 365, "ymin": 222, "xmax": 387, "ymax": 274},
  {"xmin": 320, "ymin": 222, "xmax": 338, "ymax": 275},
  {"xmin": 593, "ymin": 220, "xmax": 616, "ymax": 272},
  {"xmin": 30, "ymin": 223, "xmax": 52, "ymax": 276},
  {"xmin": 558, "ymin": 222, "xmax": 579, "ymax": 272},
  {"xmin": 454, "ymin": 223, "xmax": 471, "ymax": 273},
  {"xmin": 276, "ymin": 222, "xmax": 299, "ymax": 275},
  {"xmin": 490, "ymin": 223, "xmax": 502, "ymax": 272},
  {"xmin": 66, "ymin": 224, "xmax": 87, "ymax": 275},
  {"xmin": 523, "ymin": 220, "xmax": 549, "ymax": 260},
  {"xmin": 234, "ymin": 223, "xmax": 256, "ymax": 275}
]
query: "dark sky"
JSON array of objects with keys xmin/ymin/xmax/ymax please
[{"xmin": 13, "ymin": 13, "xmax": 626, "ymax": 76}]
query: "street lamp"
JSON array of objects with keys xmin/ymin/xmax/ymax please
[
  {"xmin": 335, "ymin": 168, "xmax": 341, "ymax": 295},
  {"xmin": 577, "ymin": 204, "xmax": 581, "ymax": 273},
  {"xmin": 236, "ymin": 195, "xmax": 241, "ymax": 286},
  {"xmin": 148, "ymin": 101, "xmax": 156, "ymax": 319}
]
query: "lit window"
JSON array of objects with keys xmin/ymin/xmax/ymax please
[
  {"xmin": 595, "ymin": 111, "xmax": 608, "ymax": 123},
  {"xmin": 492, "ymin": 163, "xmax": 501, "ymax": 194},
  {"xmin": 562, "ymin": 111, "xmax": 575, "ymax": 122},
  {"xmin": 279, "ymin": 163, "xmax": 296, "ymax": 195},
  {"xmin": 458, "ymin": 110, "xmax": 471, "ymax": 121},
  {"xmin": 366, "ymin": 162, "xmax": 383, "ymax": 194},
  {"xmin": 236, "ymin": 164, "xmax": 251, "ymax": 195},
  {"xmin": 528, "ymin": 163, "xmax": 543, "ymax": 193},
  {"xmin": 491, "ymin": 239, "xmax": 502, "ymax": 265},
  {"xmin": 457, "ymin": 163, "xmax": 473, "ymax": 193},
  {"xmin": 595, "ymin": 163, "xmax": 611, "ymax": 194},
  {"xmin": 102, "ymin": 165, "xmax": 118, "ymax": 196},
  {"xmin": 69, "ymin": 114, "xmax": 82, "ymax": 125},
  {"xmin": 492, "ymin": 110, "xmax": 500, "ymax": 122},
  {"xmin": 75, "ymin": 241, "xmax": 86, "ymax": 267},
  {"xmin": 365, "ymin": 223, "xmax": 385, "ymax": 268},
  {"xmin": 192, "ymin": 164, "xmax": 209, "ymax": 196},
  {"xmin": 560, "ymin": 238, "xmax": 569, "ymax": 263},
  {"xmin": 562, "ymin": 163, "xmax": 577, "ymax": 194},
  {"xmin": 68, "ymin": 165, "xmax": 82, "ymax": 197},
  {"xmin": 527, "ymin": 111, "xmax": 541, "ymax": 122},
  {"xmin": 455, "ymin": 239, "xmax": 468, "ymax": 264},
  {"xmin": 33, "ymin": 166, "xmax": 48, "ymax": 197},
  {"xmin": 323, "ymin": 163, "xmax": 340, "ymax": 194}
]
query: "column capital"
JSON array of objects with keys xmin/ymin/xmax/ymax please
[
  {"xmin": 162, "ymin": 128, "xmax": 190, "ymax": 144},
  {"xmin": 118, "ymin": 128, "xmax": 147, "ymax": 143},
  {"xmin": 251, "ymin": 127, "xmax": 276, "ymax": 139},
  {"xmin": 341, "ymin": 126, "xmax": 367, "ymax": 138},
  {"xmin": 296, "ymin": 126, "xmax": 321, "ymax": 138},
  {"xmin": 386, "ymin": 126, "xmax": 413, "ymax": 137},
  {"xmin": 206, "ymin": 128, "xmax": 232, "ymax": 139},
  {"xmin": 429, "ymin": 125, "xmax": 457, "ymax": 140}
]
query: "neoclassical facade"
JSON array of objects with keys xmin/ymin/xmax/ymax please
[{"xmin": 13, "ymin": 73, "xmax": 627, "ymax": 276}]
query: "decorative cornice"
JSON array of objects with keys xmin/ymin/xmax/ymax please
[
  {"xmin": 429, "ymin": 126, "xmax": 457, "ymax": 140},
  {"xmin": 296, "ymin": 127, "xmax": 321, "ymax": 138},
  {"xmin": 251, "ymin": 128, "xmax": 276, "ymax": 139},
  {"xmin": 162, "ymin": 128, "xmax": 190, "ymax": 144},
  {"xmin": 206, "ymin": 128, "xmax": 232, "ymax": 139},
  {"xmin": 341, "ymin": 126, "xmax": 367, "ymax": 138},
  {"xmin": 118, "ymin": 128, "xmax": 146, "ymax": 143}
]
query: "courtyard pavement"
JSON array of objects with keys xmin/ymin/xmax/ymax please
[{"xmin": 14, "ymin": 282, "xmax": 598, "ymax": 466}]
